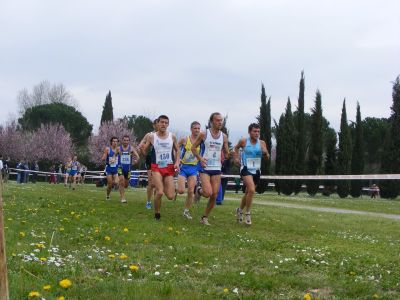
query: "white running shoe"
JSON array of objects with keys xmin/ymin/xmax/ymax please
[
  {"xmin": 245, "ymin": 213, "xmax": 252, "ymax": 225},
  {"xmin": 236, "ymin": 207, "xmax": 243, "ymax": 223},
  {"xmin": 121, "ymin": 199, "xmax": 127, "ymax": 204},
  {"xmin": 183, "ymin": 210, "xmax": 192, "ymax": 220},
  {"xmin": 146, "ymin": 201, "xmax": 152, "ymax": 209},
  {"xmin": 200, "ymin": 216, "xmax": 210, "ymax": 226}
]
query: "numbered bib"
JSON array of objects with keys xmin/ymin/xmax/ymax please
[
  {"xmin": 246, "ymin": 157, "xmax": 261, "ymax": 170},
  {"xmin": 156, "ymin": 151, "xmax": 171, "ymax": 168},
  {"xmin": 72, "ymin": 165, "xmax": 78, "ymax": 171},
  {"xmin": 109, "ymin": 156, "xmax": 117, "ymax": 167},
  {"xmin": 121, "ymin": 154, "xmax": 131, "ymax": 165},
  {"xmin": 184, "ymin": 152, "xmax": 197, "ymax": 164},
  {"xmin": 205, "ymin": 149, "xmax": 219, "ymax": 167}
]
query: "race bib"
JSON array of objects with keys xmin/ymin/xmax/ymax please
[
  {"xmin": 156, "ymin": 151, "xmax": 170, "ymax": 168},
  {"xmin": 246, "ymin": 157, "xmax": 261, "ymax": 170},
  {"xmin": 121, "ymin": 154, "xmax": 131, "ymax": 165},
  {"xmin": 205, "ymin": 149, "xmax": 219, "ymax": 167},
  {"xmin": 109, "ymin": 156, "xmax": 117, "ymax": 167},
  {"xmin": 184, "ymin": 152, "xmax": 197, "ymax": 163}
]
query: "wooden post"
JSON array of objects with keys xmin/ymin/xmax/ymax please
[{"xmin": 0, "ymin": 172, "xmax": 10, "ymax": 300}]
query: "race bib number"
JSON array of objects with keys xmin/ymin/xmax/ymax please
[
  {"xmin": 109, "ymin": 156, "xmax": 117, "ymax": 167},
  {"xmin": 184, "ymin": 152, "xmax": 197, "ymax": 163},
  {"xmin": 156, "ymin": 151, "xmax": 170, "ymax": 168},
  {"xmin": 205, "ymin": 149, "xmax": 219, "ymax": 167},
  {"xmin": 72, "ymin": 165, "xmax": 78, "ymax": 171},
  {"xmin": 121, "ymin": 154, "xmax": 131, "ymax": 165},
  {"xmin": 246, "ymin": 157, "xmax": 261, "ymax": 170}
]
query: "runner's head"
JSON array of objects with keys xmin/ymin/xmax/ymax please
[
  {"xmin": 248, "ymin": 123, "xmax": 260, "ymax": 140},
  {"xmin": 190, "ymin": 121, "xmax": 201, "ymax": 137},
  {"xmin": 110, "ymin": 136, "xmax": 119, "ymax": 148},
  {"xmin": 208, "ymin": 112, "xmax": 223, "ymax": 130},
  {"xmin": 73, "ymin": 155, "xmax": 77, "ymax": 161},
  {"xmin": 157, "ymin": 115, "xmax": 169, "ymax": 132},
  {"xmin": 153, "ymin": 118, "xmax": 159, "ymax": 131},
  {"xmin": 122, "ymin": 135, "xmax": 130, "ymax": 147}
]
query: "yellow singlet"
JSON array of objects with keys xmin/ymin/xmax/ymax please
[{"xmin": 181, "ymin": 136, "xmax": 199, "ymax": 165}]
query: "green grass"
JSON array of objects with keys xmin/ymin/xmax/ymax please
[{"xmin": 2, "ymin": 182, "xmax": 400, "ymax": 299}]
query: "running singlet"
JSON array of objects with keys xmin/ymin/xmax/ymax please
[
  {"xmin": 71, "ymin": 161, "xmax": 78, "ymax": 171},
  {"xmin": 119, "ymin": 145, "xmax": 132, "ymax": 170},
  {"xmin": 152, "ymin": 132, "xmax": 173, "ymax": 168},
  {"xmin": 181, "ymin": 136, "xmax": 199, "ymax": 165},
  {"xmin": 241, "ymin": 138, "xmax": 262, "ymax": 174},
  {"xmin": 107, "ymin": 147, "xmax": 118, "ymax": 168},
  {"xmin": 202, "ymin": 129, "xmax": 223, "ymax": 171}
]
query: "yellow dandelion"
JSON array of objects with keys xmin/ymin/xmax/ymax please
[
  {"xmin": 94, "ymin": 229, "xmax": 99, "ymax": 233},
  {"xmin": 223, "ymin": 288, "xmax": 229, "ymax": 293},
  {"xmin": 40, "ymin": 257, "xmax": 47, "ymax": 262},
  {"xmin": 70, "ymin": 211, "xmax": 75, "ymax": 215},
  {"xmin": 104, "ymin": 236, "xmax": 111, "ymax": 241},
  {"xmin": 43, "ymin": 285, "xmax": 51, "ymax": 291},
  {"xmin": 28, "ymin": 291, "xmax": 41, "ymax": 298},
  {"xmin": 304, "ymin": 293, "xmax": 311, "ymax": 300},
  {"xmin": 144, "ymin": 239, "xmax": 149, "ymax": 244},
  {"xmin": 59, "ymin": 227, "xmax": 65, "ymax": 231},
  {"xmin": 12, "ymin": 253, "xmax": 16, "ymax": 257},
  {"xmin": 119, "ymin": 254, "xmax": 128, "ymax": 260},
  {"xmin": 168, "ymin": 227, "xmax": 173, "ymax": 231},
  {"xmin": 175, "ymin": 231, "xmax": 181, "ymax": 235},
  {"xmin": 57, "ymin": 296, "xmax": 65, "ymax": 300},
  {"xmin": 123, "ymin": 228, "xmax": 129, "ymax": 233},
  {"xmin": 108, "ymin": 254, "xmax": 115, "ymax": 259},
  {"xmin": 21, "ymin": 220, "xmax": 27, "ymax": 224},
  {"xmin": 349, "ymin": 271, "xmax": 356, "ymax": 276},
  {"xmin": 19, "ymin": 231, "xmax": 26, "ymax": 238},
  {"xmin": 373, "ymin": 294, "xmax": 379, "ymax": 299},
  {"xmin": 7, "ymin": 218, "xmax": 13, "ymax": 221},
  {"xmin": 36, "ymin": 243, "xmax": 45, "ymax": 249},
  {"xmin": 129, "ymin": 264, "xmax": 139, "ymax": 272},
  {"xmin": 59, "ymin": 279, "xmax": 72, "ymax": 289}
]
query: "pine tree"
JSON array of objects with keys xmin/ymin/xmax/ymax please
[
  {"xmin": 350, "ymin": 102, "xmax": 364, "ymax": 197},
  {"xmin": 337, "ymin": 99, "xmax": 352, "ymax": 198},
  {"xmin": 323, "ymin": 128, "xmax": 337, "ymax": 196},
  {"xmin": 294, "ymin": 71, "xmax": 306, "ymax": 194},
  {"xmin": 256, "ymin": 84, "xmax": 271, "ymax": 193},
  {"xmin": 307, "ymin": 90, "xmax": 324, "ymax": 196},
  {"xmin": 100, "ymin": 91, "xmax": 114, "ymax": 124},
  {"xmin": 380, "ymin": 76, "xmax": 400, "ymax": 198}
]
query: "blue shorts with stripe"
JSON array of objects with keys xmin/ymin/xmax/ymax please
[{"xmin": 179, "ymin": 164, "xmax": 199, "ymax": 178}]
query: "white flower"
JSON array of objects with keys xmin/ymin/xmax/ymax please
[
  {"xmin": 154, "ymin": 271, "xmax": 160, "ymax": 276},
  {"xmin": 232, "ymin": 288, "xmax": 239, "ymax": 294},
  {"xmin": 240, "ymin": 272, "xmax": 245, "ymax": 276},
  {"xmin": 155, "ymin": 265, "xmax": 160, "ymax": 268},
  {"xmin": 165, "ymin": 271, "xmax": 170, "ymax": 275}
]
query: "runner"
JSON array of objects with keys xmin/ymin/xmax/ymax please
[
  {"xmin": 118, "ymin": 135, "xmax": 140, "ymax": 203},
  {"xmin": 64, "ymin": 158, "xmax": 72, "ymax": 187},
  {"xmin": 191, "ymin": 112, "xmax": 230, "ymax": 226},
  {"xmin": 101, "ymin": 137, "xmax": 120, "ymax": 201},
  {"xmin": 69, "ymin": 155, "xmax": 81, "ymax": 190},
  {"xmin": 176, "ymin": 121, "xmax": 201, "ymax": 219},
  {"xmin": 140, "ymin": 115, "xmax": 180, "ymax": 220},
  {"xmin": 138, "ymin": 118, "xmax": 159, "ymax": 209},
  {"xmin": 233, "ymin": 123, "xmax": 270, "ymax": 225}
]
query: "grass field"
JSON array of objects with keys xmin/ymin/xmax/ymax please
[{"xmin": 2, "ymin": 182, "xmax": 400, "ymax": 299}]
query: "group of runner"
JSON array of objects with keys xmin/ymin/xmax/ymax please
[
  {"xmin": 101, "ymin": 112, "xmax": 270, "ymax": 225},
  {"xmin": 63, "ymin": 156, "xmax": 87, "ymax": 190}
]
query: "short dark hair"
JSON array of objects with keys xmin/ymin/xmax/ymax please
[
  {"xmin": 122, "ymin": 135, "xmax": 130, "ymax": 140},
  {"xmin": 153, "ymin": 118, "xmax": 159, "ymax": 125},
  {"xmin": 158, "ymin": 115, "xmax": 169, "ymax": 122},
  {"xmin": 248, "ymin": 123, "xmax": 260, "ymax": 132},
  {"xmin": 190, "ymin": 121, "xmax": 200, "ymax": 128},
  {"xmin": 110, "ymin": 136, "xmax": 119, "ymax": 144}
]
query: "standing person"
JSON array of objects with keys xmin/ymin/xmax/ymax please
[
  {"xmin": 79, "ymin": 165, "xmax": 87, "ymax": 184},
  {"xmin": 192, "ymin": 112, "xmax": 230, "ymax": 226},
  {"xmin": 16, "ymin": 160, "xmax": 24, "ymax": 183},
  {"xmin": 118, "ymin": 135, "xmax": 140, "ymax": 203},
  {"xmin": 64, "ymin": 158, "xmax": 72, "ymax": 187},
  {"xmin": 138, "ymin": 118, "xmax": 159, "ymax": 209},
  {"xmin": 0, "ymin": 155, "xmax": 3, "ymax": 182},
  {"xmin": 57, "ymin": 163, "xmax": 63, "ymax": 184},
  {"xmin": 24, "ymin": 160, "xmax": 30, "ymax": 183},
  {"xmin": 101, "ymin": 137, "xmax": 120, "ymax": 201},
  {"xmin": 233, "ymin": 123, "xmax": 270, "ymax": 225},
  {"xmin": 140, "ymin": 115, "xmax": 180, "ymax": 220},
  {"xmin": 68, "ymin": 156, "xmax": 80, "ymax": 190},
  {"xmin": 176, "ymin": 121, "xmax": 201, "ymax": 219},
  {"xmin": 49, "ymin": 164, "xmax": 57, "ymax": 184},
  {"xmin": 32, "ymin": 161, "xmax": 39, "ymax": 183}
]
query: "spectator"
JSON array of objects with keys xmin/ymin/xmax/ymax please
[
  {"xmin": 32, "ymin": 161, "xmax": 39, "ymax": 183},
  {"xmin": 57, "ymin": 163, "xmax": 63, "ymax": 183},
  {"xmin": 49, "ymin": 165, "xmax": 57, "ymax": 184},
  {"xmin": 24, "ymin": 160, "xmax": 30, "ymax": 183},
  {"xmin": 0, "ymin": 155, "xmax": 3, "ymax": 181},
  {"xmin": 371, "ymin": 183, "xmax": 380, "ymax": 198},
  {"xmin": 16, "ymin": 160, "xmax": 25, "ymax": 183}
]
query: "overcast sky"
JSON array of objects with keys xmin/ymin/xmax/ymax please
[{"xmin": 1, "ymin": 0, "xmax": 399, "ymax": 141}]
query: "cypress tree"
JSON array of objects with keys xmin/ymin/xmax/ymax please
[
  {"xmin": 274, "ymin": 116, "xmax": 284, "ymax": 195},
  {"xmin": 323, "ymin": 127, "xmax": 337, "ymax": 196},
  {"xmin": 350, "ymin": 102, "xmax": 364, "ymax": 197},
  {"xmin": 307, "ymin": 90, "xmax": 324, "ymax": 196},
  {"xmin": 100, "ymin": 91, "xmax": 114, "ymax": 124},
  {"xmin": 256, "ymin": 84, "xmax": 271, "ymax": 193},
  {"xmin": 380, "ymin": 76, "xmax": 400, "ymax": 198},
  {"xmin": 294, "ymin": 71, "xmax": 306, "ymax": 194},
  {"xmin": 337, "ymin": 99, "xmax": 352, "ymax": 198}
]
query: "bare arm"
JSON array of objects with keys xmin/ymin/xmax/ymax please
[
  {"xmin": 101, "ymin": 147, "xmax": 109, "ymax": 162},
  {"xmin": 131, "ymin": 146, "xmax": 140, "ymax": 165},
  {"xmin": 233, "ymin": 138, "xmax": 246, "ymax": 165},
  {"xmin": 260, "ymin": 140, "xmax": 270, "ymax": 160},
  {"xmin": 172, "ymin": 134, "xmax": 180, "ymax": 170},
  {"xmin": 191, "ymin": 132, "xmax": 206, "ymax": 167},
  {"xmin": 223, "ymin": 133, "xmax": 230, "ymax": 160},
  {"xmin": 140, "ymin": 134, "xmax": 153, "ymax": 156}
]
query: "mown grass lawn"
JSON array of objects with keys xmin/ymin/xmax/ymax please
[{"xmin": 2, "ymin": 182, "xmax": 400, "ymax": 299}]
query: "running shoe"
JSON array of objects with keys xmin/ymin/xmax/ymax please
[
  {"xmin": 200, "ymin": 216, "xmax": 210, "ymax": 226},
  {"xmin": 245, "ymin": 213, "xmax": 252, "ymax": 225},
  {"xmin": 183, "ymin": 210, "xmax": 193, "ymax": 220},
  {"xmin": 236, "ymin": 207, "xmax": 243, "ymax": 223},
  {"xmin": 146, "ymin": 201, "xmax": 152, "ymax": 209},
  {"xmin": 106, "ymin": 196, "xmax": 110, "ymax": 201},
  {"xmin": 121, "ymin": 199, "xmax": 127, "ymax": 204},
  {"xmin": 155, "ymin": 213, "xmax": 161, "ymax": 221}
]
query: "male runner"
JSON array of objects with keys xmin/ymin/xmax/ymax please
[
  {"xmin": 64, "ymin": 158, "xmax": 72, "ymax": 187},
  {"xmin": 176, "ymin": 121, "xmax": 201, "ymax": 219},
  {"xmin": 118, "ymin": 135, "xmax": 140, "ymax": 203},
  {"xmin": 233, "ymin": 123, "xmax": 269, "ymax": 225},
  {"xmin": 192, "ymin": 112, "xmax": 230, "ymax": 226},
  {"xmin": 140, "ymin": 115, "xmax": 180, "ymax": 220},
  {"xmin": 68, "ymin": 155, "xmax": 80, "ymax": 190},
  {"xmin": 138, "ymin": 118, "xmax": 159, "ymax": 209},
  {"xmin": 101, "ymin": 137, "xmax": 120, "ymax": 201}
]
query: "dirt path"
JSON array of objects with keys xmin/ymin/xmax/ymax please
[{"xmin": 224, "ymin": 197, "xmax": 400, "ymax": 221}]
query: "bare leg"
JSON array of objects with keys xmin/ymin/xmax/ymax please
[
  {"xmin": 119, "ymin": 176, "xmax": 126, "ymax": 200},
  {"xmin": 184, "ymin": 175, "xmax": 197, "ymax": 210},
  {"xmin": 163, "ymin": 176, "xmax": 175, "ymax": 200},
  {"xmin": 152, "ymin": 172, "xmax": 164, "ymax": 215},
  {"xmin": 204, "ymin": 175, "xmax": 221, "ymax": 217}
]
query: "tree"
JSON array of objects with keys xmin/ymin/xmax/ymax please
[
  {"xmin": 17, "ymin": 81, "xmax": 76, "ymax": 115},
  {"xmin": 307, "ymin": 90, "xmax": 324, "ymax": 196},
  {"xmin": 350, "ymin": 103, "xmax": 364, "ymax": 198},
  {"xmin": 380, "ymin": 76, "xmax": 400, "ymax": 199},
  {"xmin": 88, "ymin": 121, "xmax": 135, "ymax": 166},
  {"xmin": 294, "ymin": 71, "xmax": 306, "ymax": 194},
  {"xmin": 18, "ymin": 103, "xmax": 92, "ymax": 147},
  {"xmin": 101, "ymin": 91, "xmax": 114, "ymax": 124},
  {"xmin": 337, "ymin": 99, "xmax": 352, "ymax": 198},
  {"xmin": 323, "ymin": 127, "xmax": 337, "ymax": 196},
  {"xmin": 121, "ymin": 115, "xmax": 153, "ymax": 142},
  {"xmin": 0, "ymin": 120, "xmax": 26, "ymax": 162},
  {"xmin": 275, "ymin": 98, "xmax": 296, "ymax": 195},
  {"xmin": 256, "ymin": 84, "xmax": 271, "ymax": 193}
]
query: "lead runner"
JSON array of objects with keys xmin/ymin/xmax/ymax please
[{"xmin": 191, "ymin": 112, "xmax": 230, "ymax": 226}]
